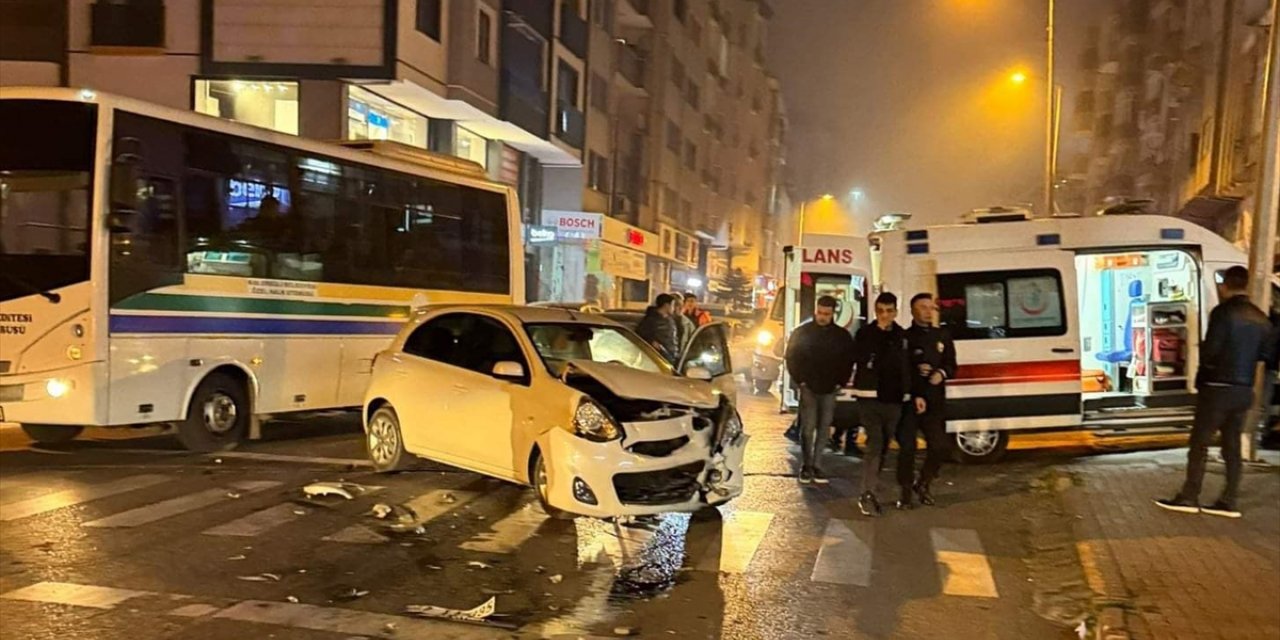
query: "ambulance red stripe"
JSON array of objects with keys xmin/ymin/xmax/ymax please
[{"xmin": 949, "ymin": 360, "xmax": 1081, "ymax": 386}]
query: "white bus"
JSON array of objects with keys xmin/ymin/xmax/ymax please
[{"xmin": 0, "ymin": 88, "xmax": 523, "ymax": 451}]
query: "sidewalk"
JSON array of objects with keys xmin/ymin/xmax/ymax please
[{"xmin": 1065, "ymin": 449, "xmax": 1280, "ymax": 640}]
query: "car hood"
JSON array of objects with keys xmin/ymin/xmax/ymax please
[{"xmin": 566, "ymin": 360, "xmax": 720, "ymax": 409}]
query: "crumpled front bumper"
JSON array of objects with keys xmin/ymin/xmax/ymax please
[{"xmin": 542, "ymin": 411, "xmax": 748, "ymax": 518}]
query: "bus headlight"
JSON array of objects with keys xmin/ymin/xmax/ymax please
[
  {"xmin": 46, "ymin": 379, "xmax": 72, "ymax": 399},
  {"xmin": 756, "ymin": 329, "xmax": 775, "ymax": 347}
]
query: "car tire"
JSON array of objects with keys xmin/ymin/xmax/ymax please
[
  {"xmin": 366, "ymin": 405, "xmax": 414, "ymax": 472},
  {"xmin": 531, "ymin": 451, "xmax": 573, "ymax": 520},
  {"xmin": 176, "ymin": 373, "xmax": 248, "ymax": 452},
  {"xmin": 20, "ymin": 424, "xmax": 84, "ymax": 444},
  {"xmin": 952, "ymin": 430, "xmax": 1009, "ymax": 464},
  {"xmin": 753, "ymin": 378, "xmax": 772, "ymax": 394}
]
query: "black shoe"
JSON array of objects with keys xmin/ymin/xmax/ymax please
[
  {"xmin": 1201, "ymin": 501, "xmax": 1242, "ymax": 519},
  {"xmin": 895, "ymin": 488, "xmax": 915, "ymax": 510},
  {"xmin": 798, "ymin": 468, "xmax": 814, "ymax": 485},
  {"xmin": 858, "ymin": 492, "xmax": 882, "ymax": 517},
  {"xmin": 1154, "ymin": 496, "xmax": 1200, "ymax": 514},
  {"xmin": 914, "ymin": 481, "xmax": 935, "ymax": 507},
  {"xmin": 811, "ymin": 468, "xmax": 830, "ymax": 485}
]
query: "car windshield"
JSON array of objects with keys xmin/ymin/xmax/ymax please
[{"xmin": 525, "ymin": 323, "xmax": 674, "ymax": 376}]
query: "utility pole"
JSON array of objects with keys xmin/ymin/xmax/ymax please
[
  {"xmin": 1043, "ymin": 0, "xmax": 1056, "ymax": 217},
  {"xmin": 1245, "ymin": 0, "xmax": 1280, "ymax": 462}
]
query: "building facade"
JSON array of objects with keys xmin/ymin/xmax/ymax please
[
  {"xmin": 1064, "ymin": 0, "xmax": 1272, "ymax": 248},
  {"xmin": 0, "ymin": 0, "xmax": 785, "ymax": 308}
]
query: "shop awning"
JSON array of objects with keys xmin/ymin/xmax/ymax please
[{"xmin": 1173, "ymin": 195, "xmax": 1242, "ymax": 239}]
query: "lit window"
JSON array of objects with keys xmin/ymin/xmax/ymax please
[
  {"xmin": 456, "ymin": 126, "xmax": 489, "ymax": 170},
  {"xmin": 345, "ymin": 85, "xmax": 429, "ymax": 148},
  {"xmin": 194, "ymin": 79, "xmax": 299, "ymax": 135}
]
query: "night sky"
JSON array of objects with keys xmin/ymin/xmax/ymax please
[{"xmin": 770, "ymin": 0, "xmax": 1107, "ymax": 229}]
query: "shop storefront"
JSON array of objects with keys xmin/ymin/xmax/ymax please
[
  {"xmin": 660, "ymin": 224, "xmax": 703, "ymax": 296},
  {"xmin": 534, "ymin": 211, "xmax": 661, "ymax": 308},
  {"xmin": 194, "ymin": 79, "xmax": 300, "ymax": 135},
  {"xmin": 345, "ymin": 85, "xmax": 430, "ymax": 148}
]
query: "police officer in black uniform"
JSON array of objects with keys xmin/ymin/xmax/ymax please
[{"xmin": 896, "ymin": 292, "xmax": 957, "ymax": 509}]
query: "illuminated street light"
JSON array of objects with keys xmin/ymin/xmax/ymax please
[
  {"xmin": 1009, "ymin": 71, "xmax": 1028, "ymax": 85},
  {"xmin": 820, "ymin": 194, "xmax": 834, "ymax": 200},
  {"xmin": 850, "ymin": 189, "xmax": 864, "ymax": 200}
]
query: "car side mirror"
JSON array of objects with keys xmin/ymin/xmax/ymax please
[
  {"xmin": 492, "ymin": 361, "xmax": 526, "ymax": 380},
  {"xmin": 685, "ymin": 366, "xmax": 713, "ymax": 381}
]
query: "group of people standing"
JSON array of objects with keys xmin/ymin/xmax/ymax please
[
  {"xmin": 785, "ymin": 291, "xmax": 955, "ymax": 517},
  {"xmin": 636, "ymin": 292, "xmax": 713, "ymax": 363}
]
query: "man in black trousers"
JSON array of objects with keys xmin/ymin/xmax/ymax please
[{"xmin": 896, "ymin": 293, "xmax": 957, "ymax": 509}]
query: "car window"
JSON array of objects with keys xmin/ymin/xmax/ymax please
[
  {"xmin": 405, "ymin": 313, "xmax": 528, "ymax": 381},
  {"xmin": 684, "ymin": 324, "xmax": 730, "ymax": 377},
  {"xmin": 525, "ymin": 323, "xmax": 673, "ymax": 376}
]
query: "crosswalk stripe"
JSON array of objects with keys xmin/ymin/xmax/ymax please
[
  {"xmin": 202, "ymin": 503, "xmax": 307, "ymax": 537},
  {"xmin": 811, "ymin": 518, "xmax": 874, "ymax": 586},
  {"xmin": 0, "ymin": 475, "xmax": 171, "ymax": 522},
  {"xmin": 0, "ymin": 581, "xmax": 151, "ymax": 609},
  {"xmin": 459, "ymin": 503, "xmax": 546, "ymax": 553},
  {"xmin": 930, "ymin": 527, "xmax": 999, "ymax": 598},
  {"xmin": 83, "ymin": 480, "xmax": 281, "ymax": 528},
  {"xmin": 696, "ymin": 510, "xmax": 773, "ymax": 573},
  {"xmin": 321, "ymin": 489, "xmax": 478, "ymax": 544}
]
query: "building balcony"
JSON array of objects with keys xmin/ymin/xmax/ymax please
[
  {"xmin": 615, "ymin": 44, "xmax": 647, "ymax": 94},
  {"xmin": 91, "ymin": 0, "xmax": 164, "ymax": 50},
  {"xmin": 556, "ymin": 102, "xmax": 585, "ymax": 150},
  {"xmin": 506, "ymin": 0, "xmax": 553, "ymax": 38},
  {"xmin": 501, "ymin": 69, "xmax": 550, "ymax": 138},
  {"xmin": 616, "ymin": 0, "xmax": 653, "ymax": 29},
  {"xmin": 559, "ymin": 10, "xmax": 588, "ymax": 60}
]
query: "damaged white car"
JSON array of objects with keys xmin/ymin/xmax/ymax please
[{"xmin": 362, "ymin": 305, "xmax": 748, "ymax": 518}]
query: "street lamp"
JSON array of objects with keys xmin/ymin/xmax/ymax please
[
  {"xmin": 1009, "ymin": 71, "xmax": 1028, "ymax": 85},
  {"xmin": 1006, "ymin": 68, "xmax": 1061, "ymax": 217}
]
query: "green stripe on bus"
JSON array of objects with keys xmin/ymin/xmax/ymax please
[{"xmin": 113, "ymin": 293, "xmax": 411, "ymax": 319}]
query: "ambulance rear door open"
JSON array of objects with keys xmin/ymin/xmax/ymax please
[{"xmin": 933, "ymin": 249, "xmax": 1084, "ymax": 433}]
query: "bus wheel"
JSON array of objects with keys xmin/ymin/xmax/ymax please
[
  {"xmin": 20, "ymin": 424, "xmax": 84, "ymax": 444},
  {"xmin": 366, "ymin": 405, "xmax": 413, "ymax": 472},
  {"xmin": 177, "ymin": 373, "xmax": 248, "ymax": 452},
  {"xmin": 953, "ymin": 430, "xmax": 1009, "ymax": 464}
]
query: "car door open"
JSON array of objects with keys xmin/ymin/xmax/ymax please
[{"xmin": 680, "ymin": 323, "xmax": 737, "ymax": 404}]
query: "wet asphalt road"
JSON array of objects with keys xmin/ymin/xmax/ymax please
[{"xmin": 0, "ymin": 387, "xmax": 1178, "ymax": 639}]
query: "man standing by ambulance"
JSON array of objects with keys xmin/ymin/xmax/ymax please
[
  {"xmin": 851, "ymin": 292, "xmax": 912, "ymax": 517},
  {"xmin": 896, "ymin": 293, "xmax": 957, "ymax": 509}
]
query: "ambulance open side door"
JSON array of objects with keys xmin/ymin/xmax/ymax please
[{"xmin": 932, "ymin": 249, "xmax": 1083, "ymax": 459}]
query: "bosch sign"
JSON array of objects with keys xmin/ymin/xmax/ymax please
[{"xmin": 542, "ymin": 211, "xmax": 603, "ymax": 239}]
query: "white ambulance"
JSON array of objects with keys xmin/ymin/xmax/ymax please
[{"xmin": 875, "ymin": 208, "xmax": 1255, "ymax": 462}]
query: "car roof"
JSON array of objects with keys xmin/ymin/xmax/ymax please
[{"xmin": 412, "ymin": 304, "xmax": 627, "ymax": 327}]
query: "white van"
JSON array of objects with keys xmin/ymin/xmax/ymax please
[{"xmin": 875, "ymin": 210, "xmax": 1253, "ymax": 462}]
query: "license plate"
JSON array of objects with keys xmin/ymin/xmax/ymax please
[{"xmin": 0, "ymin": 384, "xmax": 22, "ymax": 403}]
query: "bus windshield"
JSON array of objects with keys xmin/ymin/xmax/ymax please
[{"xmin": 0, "ymin": 100, "xmax": 96, "ymax": 302}]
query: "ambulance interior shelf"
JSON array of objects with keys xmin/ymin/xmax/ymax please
[{"xmin": 1132, "ymin": 300, "xmax": 1194, "ymax": 394}]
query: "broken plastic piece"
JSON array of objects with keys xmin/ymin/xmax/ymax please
[
  {"xmin": 226, "ymin": 554, "xmax": 246, "ymax": 561},
  {"xmin": 405, "ymin": 597, "xmax": 515, "ymax": 629},
  {"xmin": 370, "ymin": 503, "xmax": 393, "ymax": 519},
  {"xmin": 302, "ymin": 482, "xmax": 365, "ymax": 500},
  {"xmin": 467, "ymin": 561, "xmax": 491, "ymax": 570},
  {"xmin": 286, "ymin": 596, "xmax": 299, "ymax": 603},
  {"xmin": 548, "ymin": 574, "xmax": 564, "ymax": 584},
  {"xmin": 333, "ymin": 587, "xmax": 370, "ymax": 602},
  {"xmin": 441, "ymin": 493, "xmax": 457, "ymax": 504},
  {"xmin": 614, "ymin": 627, "xmax": 636, "ymax": 636},
  {"xmin": 226, "ymin": 492, "xmax": 242, "ymax": 499},
  {"xmin": 237, "ymin": 573, "xmax": 282, "ymax": 582}
]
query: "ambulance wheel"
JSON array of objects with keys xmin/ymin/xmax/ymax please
[
  {"xmin": 176, "ymin": 373, "xmax": 248, "ymax": 452},
  {"xmin": 953, "ymin": 430, "xmax": 1009, "ymax": 464},
  {"xmin": 753, "ymin": 378, "xmax": 772, "ymax": 394},
  {"xmin": 20, "ymin": 424, "xmax": 84, "ymax": 444}
]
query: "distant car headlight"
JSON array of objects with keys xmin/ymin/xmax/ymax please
[
  {"xmin": 573, "ymin": 399, "xmax": 623, "ymax": 442},
  {"xmin": 756, "ymin": 329, "xmax": 775, "ymax": 347},
  {"xmin": 46, "ymin": 378, "xmax": 72, "ymax": 399}
]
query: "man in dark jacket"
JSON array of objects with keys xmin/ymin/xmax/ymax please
[
  {"xmin": 784, "ymin": 295, "xmax": 856, "ymax": 485},
  {"xmin": 896, "ymin": 293, "xmax": 957, "ymax": 509},
  {"xmin": 637, "ymin": 293, "xmax": 681, "ymax": 364},
  {"xmin": 851, "ymin": 292, "xmax": 912, "ymax": 517},
  {"xmin": 1157, "ymin": 266, "xmax": 1275, "ymax": 518}
]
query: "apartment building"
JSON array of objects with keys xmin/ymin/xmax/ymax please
[
  {"xmin": 1064, "ymin": 0, "xmax": 1272, "ymax": 247},
  {"xmin": 0, "ymin": 0, "xmax": 785, "ymax": 308}
]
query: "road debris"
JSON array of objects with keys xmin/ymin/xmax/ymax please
[
  {"xmin": 286, "ymin": 596, "xmax": 299, "ymax": 603},
  {"xmin": 425, "ymin": 564, "xmax": 443, "ymax": 571},
  {"xmin": 548, "ymin": 574, "xmax": 564, "ymax": 584},
  {"xmin": 333, "ymin": 587, "xmax": 371, "ymax": 602},
  {"xmin": 467, "ymin": 561, "xmax": 491, "ymax": 570},
  {"xmin": 214, "ymin": 458, "xmax": 223, "ymax": 464},
  {"xmin": 370, "ymin": 503, "xmax": 393, "ymax": 519},
  {"xmin": 237, "ymin": 573, "xmax": 282, "ymax": 582},
  {"xmin": 292, "ymin": 509, "xmax": 307, "ymax": 516},
  {"xmin": 302, "ymin": 482, "xmax": 368, "ymax": 500},
  {"xmin": 226, "ymin": 554, "xmax": 247, "ymax": 561},
  {"xmin": 440, "ymin": 493, "xmax": 457, "ymax": 504},
  {"xmin": 405, "ymin": 597, "xmax": 516, "ymax": 630},
  {"xmin": 226, "ymin": 491, "xmax": 242, "ymax": 499},
  {"xmin": 614, "ymin": 627, "xmax": 636, "ymax": 636}
]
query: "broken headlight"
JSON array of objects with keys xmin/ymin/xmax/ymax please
[
  {"xmin": 723, "ymin": 411, "xmax": 744, "ymax": 441},
  {"xmin": 573, "ymin": 399, "xmax": 623, "ymax": 442}
]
